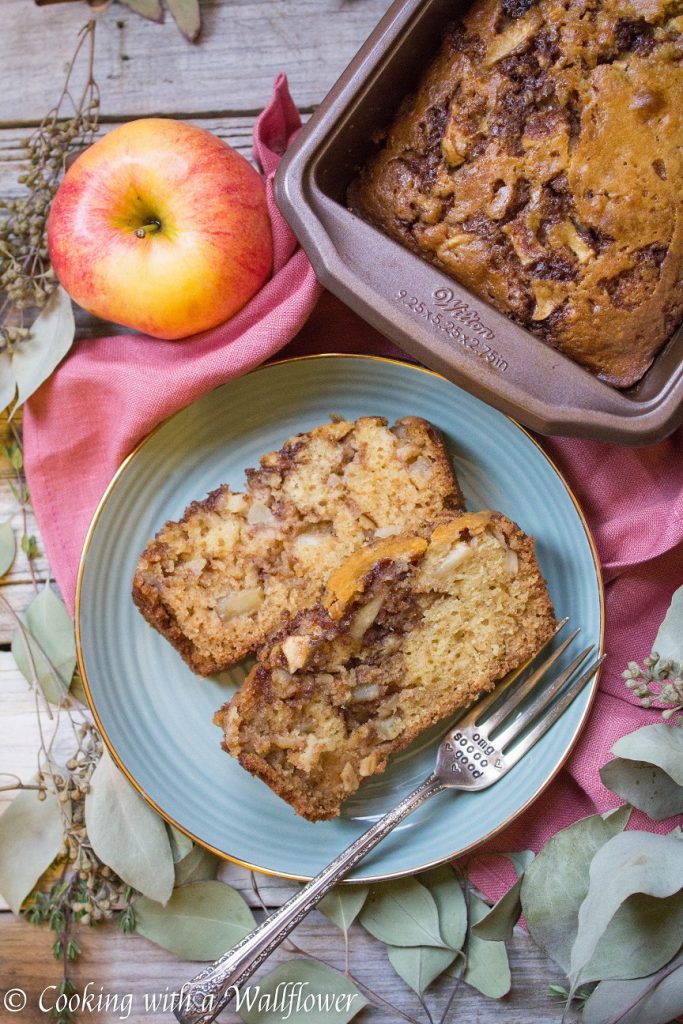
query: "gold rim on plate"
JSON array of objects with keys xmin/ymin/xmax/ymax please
[{"xmin": 75, "ymin": 353, "xmax": 605, "ymax": 883}]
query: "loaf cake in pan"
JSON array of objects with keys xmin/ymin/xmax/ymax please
[{"xmin": 349, "ymin": 0, "xmax": 683, "ymax": 387}]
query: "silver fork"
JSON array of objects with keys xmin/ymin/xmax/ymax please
[{"xmin": 174, "ymin": 620, "xmax": 603, "ymax": 1024}]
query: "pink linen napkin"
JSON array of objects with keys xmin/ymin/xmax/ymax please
[{"xmin": 23, "ymin": 79, "xmax": 683, "ymax": 900}]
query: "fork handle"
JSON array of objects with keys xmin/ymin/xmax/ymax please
[{"xmin": 173, "ymin": 772, "xmax": 445, "ymax": 1024}]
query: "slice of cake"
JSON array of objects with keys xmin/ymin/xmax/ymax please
[
  {"xmin": 132, "ymin": 416, "xmax": 463, "ymax": 675},
  {"xmin": 215, "ymin": 511, "xmax": 556, "ymax": 820}
]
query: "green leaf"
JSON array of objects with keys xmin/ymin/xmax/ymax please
[
  {"xmin": 12, "ymin": 585, "xmax": 76, "ymax": 705},
  {"xmin": 85, "ymin": 749, "xmax": 175, "ymax": 904},
  {"xmin": 449, "ymin": 893, "xmax": 511, "ymax": 998},
  {"xmin": 237, "ymin": 959, "xmax": 367, "ymax": 1024},
  {"xmin": 570, "ymin": 830, "xmax": 683, "ymax": 987},
  {"xmin": 166, "ymin": 824, "xmax": 194, "ymax": 863},
  {"xmin": 174, "ymin": 844, "xmax": 220, "ymax": 886},
  {"xmin": 580, "ymin": 889, "xmax": 683, "ymax": 985},
  {"xmin": 383, "ymin": 866, "xmax": 465, "ymax": 998},
  {"xmin": 117, "ymin": 0, "xmax": 164, "ymax": 22},
  {"xmin": 11, "ymin": 287, "xmax": 75, "ymax": 408},
  {"xmin": 318, "ymin": 885, "xmax": 368, "ymax": 936},
  {"xmin": 501, "ymin": 849, "xmax": 535, "ymax": 875},
  {"xmin": 420, "ymin": 865, "xmax": 467, "ymax": 951},
  {"xmin": 69, "ymin": 669, "xmax": 88, "ymax": 707},
  {"xmin": 359, "ymin": 877, "xmax": 449, "ymax": 949},
  {"xmin": 600, "ymin": 758, "xmax": 683, "ymax": 821},
  {"xmin": 472, "ymin": 877, "xmax": 523, "ymax": 942},
  {"xmin": 21, "ymin": 534, "xmax": 38, "ymax": 560},
  {"xmin": 165, "ymin": 0, "xmax": 201, "ymax": 41},
  {"xmin": 472, "ymin": 851, "xmax": 535, "ymax": 941},
  {"xmin": 521, "ymin": 806, "xmax": 630, "ymax": 971},
  {"xmin": 0, "ymin": 789, "xmax": 63, "ymax": 914},
  {"xmin": 135, "ymin": 880, "xmax": 255, "ymax": 961},
  {"xmin": 0, "ymin": 518, "xmax": 16, "ymax": 576},
  {"xmin": 652, "ymin": 585, "xmax": 683, "ymax": 663},
  {"xmin": 611, "ymin": 724, "xmax": 683, "ymax": 788},
  {"xmin": 0, "ymin": 350, "xmax": 16, "ymax": 411},
  {"xmin": 387, "ymin": 944, "xmax": 457, "ymax": 996},
  {"xmin": 583, "ymin": 951, "xmax": 683, "ymax": 1024}
]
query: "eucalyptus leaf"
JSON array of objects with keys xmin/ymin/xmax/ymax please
[
  {"xmin": 165, "ymin": 0, "xmax": 201, "ymax": 40},
  {"xmin": 472, "ymin": 878, "xmax": 523, "ymax": 942},
  {"xmin": 0, "ymin": 518, "xmax": 16, "ymax": 577},
  {"xmin": 359, "ymin": 877, "xmax": 448, "ymax": 949},
  {"xmin": 69, "ymin": 670, "xmax": 88, "ymax": 707},
  {"xmin": 238, "ymin": 959, "xmax": 367, "ymax": 1024},
  {"xmin": 579, "ymin": 889, "xmax": 683, "ymax": 985},
  {"xmin": 0, "ymin": 350, "xmax": 15, "ymax": 412},
  {"xmin": 583, "ymin": 951, "xmax": 683, "ymax": 1024},
  {"xmin": 0, "ymin": 788, "xmax": 63, "ymax": 914},
  {"xmin": 420, "ymin": 865, "xmax": 467, "ymax": 951},
  {"xmin": 611, "ymin": 723, "xmax": 683, "ymax": 788},
  {"xmin": 652, "ymin": 585, "xmax": 683, "ymax": 664},
  {"xmin": 12, "ymin": 585, "xmax": 76, "ymax": 705},
  {"xmin": 570, "ymin": 830, "xmax": 683, "ymax": 987},
  {"xmin": 600, "ymin": 758, "xmax": 683, "ymax": 821},
  {"xmin": 167, "ymin": 824, "xmax": 194, "ymax": 863},
  {"xmin": 449, "ymin": 893, "xmax": 511, "ymax": 998},
  {"xmin": 318, "ymin": 885, "xmax": 368, "ymax": 936},
  {"xmin": 472, "ymin": 851, "xmax": 535, "ymax": 941},
  {"xmin": 387, "ymin": 943, "xmax": 457, "ymax": 996},
  {"xmin": 11, "ymin": 286, "xmax": 75, "ymax": 407},
  {"xmin": 521, "ymin": 806, "xmax": 630, "ymax": 971},
  {"xmin": 118, "ymin": 0, "xmax": 164, "ymax": 22},
  {"xmin": 85, "ymin": 749, "xmax": 175, "ymax": 904},
  {"xmin": 501, "ymin": 849, "xmax": 535, "ymax": 875},
  {"xmin": 136, "ymin": 880, "xmax": 255, "ymax": 961},
  {"xmin": 174, "ymin": 844, "xmax": 219, "ymax": 886}
]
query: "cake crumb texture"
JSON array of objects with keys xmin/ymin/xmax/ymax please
[
  {"xmin": 348, "ymin": 0, "xmax": 683, "ymax": 387},
  {"xmin": 132, "ymin": 416, "xmax": 463, "ymax": 675},
  {"xmin": 215, "ymin": 511, "xmax": 556, "ymax": 820}
]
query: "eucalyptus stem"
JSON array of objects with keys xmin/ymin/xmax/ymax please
[
  {"xmin": 0, "ymin": 781, "xmax": 42, "ymax": 792},
  {"xmin": 284, "ymin": 936, "xmax": 424, "ymax": 1024}
]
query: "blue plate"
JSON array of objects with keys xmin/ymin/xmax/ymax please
[{"xmin": 76, "ymin": 355, "xmax": 603, "ymax": 881}]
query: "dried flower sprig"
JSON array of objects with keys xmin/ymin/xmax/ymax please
[
  {"xmin": 623, "ymin": 652, "xmax": 683, "ymax": 722},
  {"xmin": 3, "ymin": 426, "xmax": 39, "ymax": 590},
  {"xmin": 0, "ymin": 430, "xmax": 134, "ymax": 1020},
  {"xmin": 0, "ymin": 19, "xmax": 99, "ymax": 355}
]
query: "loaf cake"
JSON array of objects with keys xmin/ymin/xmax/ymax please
[
  {"xmin": 215, "ymin": 511, "xmax": 556, "ymax": 820},
  {"xmin": 348, "ymin": 0, "xmax": 683, "ymax": 387},
  {"xmin": 132, "ymin": 416, "xmax": 463, "ymax": 675}
]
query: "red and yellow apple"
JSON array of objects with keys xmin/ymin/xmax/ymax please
[{"xmin": 47, "ymin": 118, "xmax": 273, "ymax": 339}]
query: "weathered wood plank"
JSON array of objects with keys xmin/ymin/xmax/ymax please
[
  {"xmin": 0, "ymin": 652, "xmax": 74, "ymax": 813},
  {"xmin": 0, "ymin": 912, "xmax": 579, "ymax": 1023},
  {"xmin": 0, "ymin": 0, "xmax": 390, "ymax": 125},
  {"xmin": 0, "ymin": 116, "xmax": 257, "ymax": 198}
]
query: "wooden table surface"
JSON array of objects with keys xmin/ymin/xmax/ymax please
[{"xmin": 0, "ymin": 3, "xmax": 579, "ymax": 1021}]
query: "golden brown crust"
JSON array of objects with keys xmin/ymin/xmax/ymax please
[
  {"xmin": 348, "ymin": 0, "xmax": 683, "ymax": 387},
  {"xmin": 132, "ymin": 416, "xmax": 462, "ymax": 675},
  {"xmin": 217, "ymin": 511, "xmax": 556, "ymax": 820}
]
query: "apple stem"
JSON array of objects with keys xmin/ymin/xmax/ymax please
[{"xmin": 135, "ymin": 220, "xmax": 162, "ymax": 239}]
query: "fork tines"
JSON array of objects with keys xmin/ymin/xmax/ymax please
[{"xmin": 464, "ymin": 619, "xmax": 604, "ymax": 767}]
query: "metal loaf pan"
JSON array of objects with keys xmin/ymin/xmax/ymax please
[{"xmin": 275, "ymin": 0, "xmax": 683, "ymax": 445}]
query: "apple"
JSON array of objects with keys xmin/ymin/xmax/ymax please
[{"xmin": 47, "ymin": 118, "xmax": 273, "ymax": 340}]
